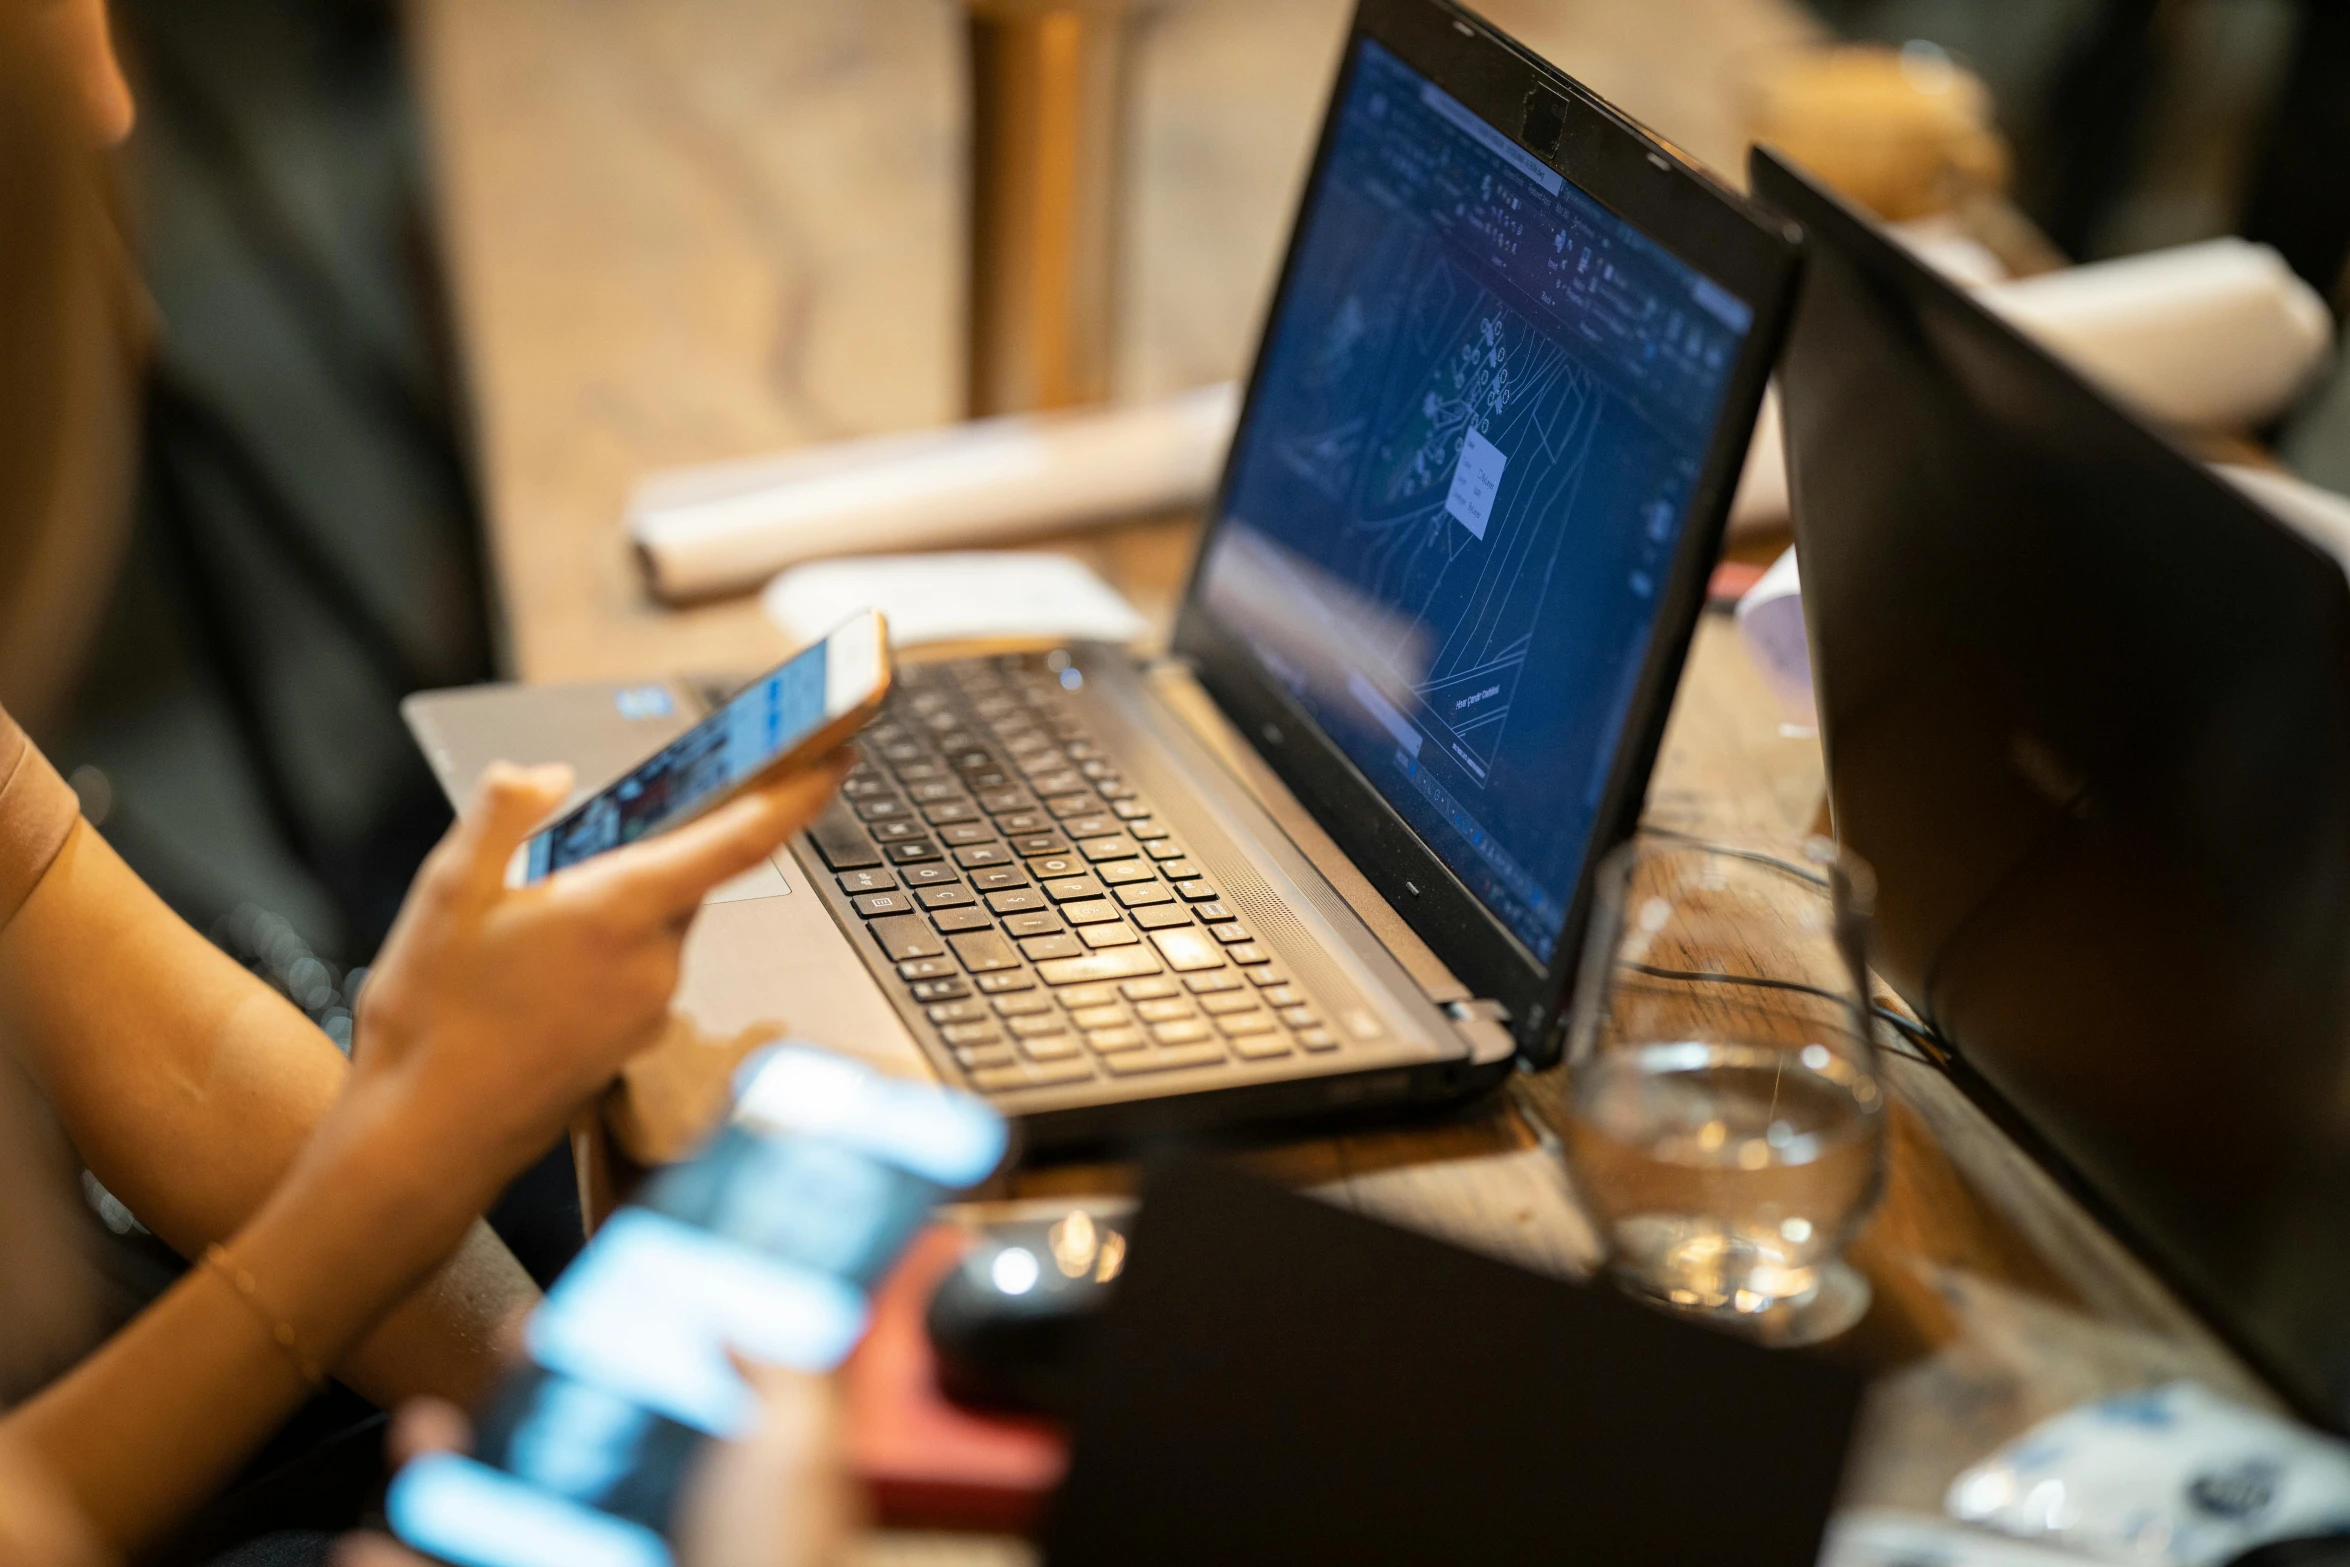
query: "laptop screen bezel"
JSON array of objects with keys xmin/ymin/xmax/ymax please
[{"xmin": 1170, "ymin": 0, "xmax": 1799, "ymax": 1064}]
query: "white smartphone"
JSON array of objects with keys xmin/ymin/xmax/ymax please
[{"xmin": 511, "ymin": 610, "xmax": 890, "ymax": 885}]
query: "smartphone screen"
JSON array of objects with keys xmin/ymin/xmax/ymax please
[
  {"xmin": 386, "ymin": 1047, "xmax": 1005, "ymax": 1567},
  {"xmin": 518, "ymin": 613, "xmax": 884, "ymax": 883}
]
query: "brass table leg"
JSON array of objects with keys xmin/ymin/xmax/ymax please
[{"xmin": 963, "ymin": 0, "xmax": 1147, "ymax": 415}]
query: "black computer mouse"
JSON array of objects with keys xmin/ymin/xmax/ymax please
[
  {"xmin": 2227, "ymin": 1540, "xmax": 2350, "ymax": 1567},
  {"xmin": 925, "ymin": 1209, "xmax": 1128, "ymax": 1419}
]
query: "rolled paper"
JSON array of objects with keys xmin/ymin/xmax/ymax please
[
  {"xmin": 1982, "ymin": 237, "xmax": 2333, "ymax": 432},
  {"xmin": 1728, "ymin": 237, "xmax": 2335, "ymax": 535},
  {"xmin": 627, "ymin": 383, "xmax": 1241, "ymax": 601}
]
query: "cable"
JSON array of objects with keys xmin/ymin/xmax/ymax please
[
  {"xmin": 1614, "ymin": 822, "xmax": 1963, "ymax": 1070},
  {"xmin": 1870, "ymin": 1004, "xmax": 1954, "ymax": 1067},
  {"xmin": 1621, "ymin": 962, "xmax": 1948, "ymax": 1068},
  {"xmin": 1635, "ymin": 823, "xmax": 1831, "ymax": 889}
]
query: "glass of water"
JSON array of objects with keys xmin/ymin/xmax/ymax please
[{"xmin": 1561, "ymin": 833, "xmax": 1885, "ymax": 1345}]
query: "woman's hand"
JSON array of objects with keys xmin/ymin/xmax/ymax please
[{"xmin": 327, "ymin": 753, "xmax": 851, "ymax": 1217}]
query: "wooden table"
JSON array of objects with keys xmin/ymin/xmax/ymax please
[{"xmin": 410, "ymin": 1, "xmax": 2279, "ymax": 1556}]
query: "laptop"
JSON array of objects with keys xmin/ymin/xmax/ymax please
[
  {"xmin": 1752, "ymin": 146, "xmax": 2350, "ymax": 1430},
  {"xmin": 406, "ymin": 0, "xmax": 1796, "ymax": 1152}
]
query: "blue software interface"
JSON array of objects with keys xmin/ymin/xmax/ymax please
[
  {"xmin": 1199, "ymin": 39, "xmax": 1750, "ymax": 963},
  {"xmin": 533, "ymin": 646, "xmax": 830, "ymax": 877}
]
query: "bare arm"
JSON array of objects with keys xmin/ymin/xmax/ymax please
[
  {"xmin": 0, "ymin": 819, "xmax": 534, "ymax": 1410},
  {"xmin": 8, "ymin": 1076, "xmax": 498, "ymax": 1548},
  {"xmin": 1, "ymin": 754, "xmax": 849, "ymax": 1551}
]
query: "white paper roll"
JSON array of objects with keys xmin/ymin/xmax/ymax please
[
  {"xmin": 1728, "ymin": 237, "xmax": 2335, "ymax": 536},
  {"xmin": 1982, "ymin": 237, "xmax": 2333, "ymax": 431},
  {"xmin": 627, "ymin": 384, "xmax": 1240, "ymax": 601}
]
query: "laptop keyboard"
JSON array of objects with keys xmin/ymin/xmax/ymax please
[{"xmin": 802, "ymin": 653, "xmax": 1363, "ymax": 1098}]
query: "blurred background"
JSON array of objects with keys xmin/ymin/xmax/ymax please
[
  {"xmin": 59, "ymin": 0, "xmax": 483, "ymax": 1033},
  {"xmin": 47, "ymin": 0, "xmax": 2350, "ymax": 997}
]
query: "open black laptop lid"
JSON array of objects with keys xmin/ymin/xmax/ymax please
[
  {"xmin": 1170, "ymin": 0, "xmax": 1798, "ymax": 1065},
  {"xmin": 1750, "ymin": 144, "xmax": 2350, "ymax": 1431}
]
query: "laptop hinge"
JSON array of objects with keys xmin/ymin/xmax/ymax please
[{"xmin": 1445, "ymin": 998, "xmax": 1519, "ymax": 1067}]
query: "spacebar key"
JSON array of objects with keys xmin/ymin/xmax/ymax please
[
  {"xmin": 1106, "ymin": 1044, "xmax": 1227, "ymax": 1075},
  {"xmin": 1035, "ymin": 948, "xmax": 1161, "ymax": 986}
]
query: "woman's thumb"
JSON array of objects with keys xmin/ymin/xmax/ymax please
[{"xmin": 446, "ymin": 762, "xmax": 574, "ymax": 889}]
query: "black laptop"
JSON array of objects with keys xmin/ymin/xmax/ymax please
[
  {"xmin": 1753, "ymin": 145, "xmax": 2350, "ymax": 1430},
  {"xmin": 408, "ymin": 0, "xmax": 1797, "ymax": 1152}
]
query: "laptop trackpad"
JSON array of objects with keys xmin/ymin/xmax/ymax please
[
  {"xmin": 703, "ymin": 855, "xmax": 792, "ymax": 904},
  {"xmin": 675, "ymin": 865, "xmax": 934, "ymax": 1084}
]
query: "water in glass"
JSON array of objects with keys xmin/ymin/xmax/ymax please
[
  {"xmin": 1568, "ymin": 1038, "xmax": 1881, "ymax": 1316},
  {"xmin": 1561, "ymin": 835, "xmax": 1885, "ymax": 1344}
]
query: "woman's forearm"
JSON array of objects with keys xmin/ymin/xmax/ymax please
[
  {"xmin": 0, "ymin": 758, "xmax": 844, "ymax": 1549},
  {"xmin": 339, "ymin": 1218, "xmax": 534, "ymax": 1410},
  {"xmin": 5, "ymin": 1100, "xmax": 484, "ymax": 1552},
  {"xmin": 0, "ymin": 822, "xmax": 538, "ymax": 1406}
]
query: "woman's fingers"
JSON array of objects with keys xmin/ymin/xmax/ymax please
[
  {"xmin": 440, "ymin": 763, "xmax": 574, "ymax": 896},
  {"xmin": 566, "ymin": 751, "xmax": 852, "ymax": 923},
  {"xmin": 735, "ymin": 1359, "xmax": 838, "ymax": 1446}
]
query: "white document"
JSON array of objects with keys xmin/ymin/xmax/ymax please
[
  {"xmin": 1735, "ymin": 543, "xmax": 1813, "ymax": 726},
  {"xmin": 1946, "ymin": 1381, "xmax": 2350, "ymax": 1566}
]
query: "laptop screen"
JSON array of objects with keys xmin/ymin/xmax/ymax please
[{"xmin": 1196, "ymin": 38, "xmax": 1752, "ymax": 965}]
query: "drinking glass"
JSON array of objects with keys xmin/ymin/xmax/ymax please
[{"xmin": 1561, "ymin": 833, "xmax": 1886, "ymax": 1345}]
